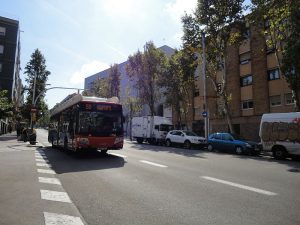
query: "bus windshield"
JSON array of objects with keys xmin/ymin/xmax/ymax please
[{"xmin": 78, "ymin": 111, "xmax": 123, "ymax": 136}]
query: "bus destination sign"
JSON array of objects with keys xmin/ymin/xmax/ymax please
[{"xmin": 81, "ymin": 103, "xmax": 120, "ymax": 111}]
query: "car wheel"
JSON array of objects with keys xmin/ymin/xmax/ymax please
[
  {"xmin": 64, "ymin": 138, "xmax": 68, "ymax": 150},
  {"xmin": 272, "ymin": 146, "xmax": 287, "ymax": 160},
  {"xmin": 184, "ymin": 140, "xmax": 191, "ymax": 149},
  {"xmin": 235, "ymin": 146, "xmax": 243, "ymax": 155},
  {"xmin": 137, "ymin": 138, "xmax": 143, "ymax": 144},
  {"xmin": 166, "ymin": 139, "xmax": 172, "ymax": 147},
  {"xmin": 100, "ymin": 150, "xmax": 108, "ymax": 155},
  {"xmin": 207, "ymin": 144, "xmax": 213, "ymax": 151}
]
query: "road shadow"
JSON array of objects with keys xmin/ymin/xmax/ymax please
[
  {"xmin": 231, "ymin": 152, "xmax": 300, "ymax": 173},
  {"xmin": 0, "ymin": 135, "xmax": 17, "ymax": 141},
  {"xmin": 40, "ymin": 147, "xmax": 126, "ymax": 174},
  {"xmin": 126, "ymin": 140, "xmax": 206, "ymax": 159}
]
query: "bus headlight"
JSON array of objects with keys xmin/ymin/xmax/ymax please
[{"xmin": 77, "ymin": 138, "xmax": 89, "ymax": 145}]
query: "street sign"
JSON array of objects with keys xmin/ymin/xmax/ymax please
[
  {"xmin": 202, "ymin": 111, "xmax": 207, "ymax": 117},
  {"xmin": 31, "ymin": 108, "xmax": 37, "ymax": 112}
]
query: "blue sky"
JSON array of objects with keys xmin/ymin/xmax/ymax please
[{"xmin": 1, "ymin": 0, "xmax": 197, "ymax": 108}]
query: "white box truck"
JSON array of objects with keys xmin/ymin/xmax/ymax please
[
  {"xmin": 132, "ymin": 116, "xmax": 174, "ymax": 144},
  {"xmin": 259, "ymin": 112, "xmax": 300, "ymax": 159}
]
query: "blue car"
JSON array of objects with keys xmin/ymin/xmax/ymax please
[{"xmin": 207, "ymin": 132, "xmax": 261, "ymax": 155}]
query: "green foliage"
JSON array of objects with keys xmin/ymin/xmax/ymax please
[
  {"xmin": 126, "ymin": 41, "xmax": 168, "ymax": 116},
  {"xmin": 0, "ymin": 90, "xmax": 13, "ymax": 119},
  {"xmin": 182, "ymin": 0, "xmax": 245, "ymax": 133},
  {"xmin": 158, "ymin": 49, "xmax": 197, "ymax": 126},
  {"xmin": 88, "ymin": 63, "xmax": 121, "ymax": 98},
  {"xmin": 109, "ymin": 64, "xmax": 121, "ymax": 98},
  {"xmin": 251, "ymin": 0, "xmax": 299, "ymax": 110},
  {"xmin": 90, "ymin": 77, "xmax": 111, "ymax": 98},
  {"xmin": 23, "ymin": 49, "xmax": 50, "ymax": 121},
  {"xmin": 281, "ymin": 0, "xmax": 300, "ymax": 110}
]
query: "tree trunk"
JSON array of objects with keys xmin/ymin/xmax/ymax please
[{"xmin": 294, "ymin": 90, "xmax": 300, "ymax": 111}]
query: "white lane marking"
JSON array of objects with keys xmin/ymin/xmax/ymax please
[
  {"xmin": 36, "ymin": 150, "xmax": 45, "ymax": 153},
  {"xmin": 35, "ymin": 155, "xmax": 47, "ymax": 159},
  {"xmin": 44, "ymin": 212, "xmax": 84, "ymax": 225},
  {"xmin": 109, "ymin": 153, "xmax": 127, "ymax": 158},
  {"xmin": 36, "ymin": 163, "xmax": 51, "ymax": 167},
  {"xmin": 37, "ymin": 169, "xmax": 56, "ymax": 174},
  {"xmin": 140, "ymin": 160, "xmax": 168, "ymax": 168},
  {"xmin": 41, "ymin": 190, "xmax": 72, "ymax": 203},
  {"xmin": 39, "ymin": 177, "xmax": 61, "ymax": 185},
  {"xmin": 201, "ymin": 176, "xmax": 278, "ymax": 196},
  {"xmin": 36, "ymin": 158, "xmax": 49, "ymax": 163},
  {"xmin": 35, "ymin": 152, "xmax": 45, "ymax": 155}
]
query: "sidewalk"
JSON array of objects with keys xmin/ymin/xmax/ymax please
[{"xmin": 0, "ymin": 131, "xmax": 46, "ymax": 225}]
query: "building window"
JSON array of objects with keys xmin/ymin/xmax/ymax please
[
  {"xmin": 240, "ymin": 75, "xmax": 253, "ymax": 87},
  {"xmin": 239, "ymin": 52, "xmax": 251, "ymax": 65},
  {"xmin": 268, "ymin": 68, "xmax": 280, "ymax": 80},
  {"xmin": 284, "ymin": 93, "xmax": 294, "ymax": 105},
  {"xmin": 0, "ymin": 27, "xmax": 5, "ymax": 36},
  {"xmin": 241, "ymin": 100, "xmax": 254, "ymax": 110},
  {"xmin": 194, "ymin": 89, "xmax": 199, "ymax": 97},
  {"xmin": 194, "ymin": 108, "xmax": 201, "ymax": 116},
  {"xmin": 270, "ymin": 95, "xmax": 281, "ymax": 107},
  {"xmin": 0, "ymin": 45, "xmax": 3, "ymax": 54}
]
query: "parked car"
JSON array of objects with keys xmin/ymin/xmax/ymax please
[
  {"xmin": 207, "ymin": 132, "xmax": 260, "ymax": 155},
  {"xmin": 165, "ymin": 130, "xmax": 207, "ymax": 149}
]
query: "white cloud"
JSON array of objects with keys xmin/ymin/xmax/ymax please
[
  {"xmin": 165, "ymin": 0, "xmax": 197, "ymax": 24},
  {"xmin": 70, "ymin": 60, "xmax": 109, "ymax": 85}
]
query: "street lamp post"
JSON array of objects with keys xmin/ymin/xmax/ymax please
[
  {"xmin": 202, "ymin": 31, "xmax": 209, "ymax": 141},
  {"xmin": 30, "ymin": 72, "xmax": 37, "ymax": 130},
  {"xmin": 33, "ymin": 86, "xmax": 86, "ymax": 106}
]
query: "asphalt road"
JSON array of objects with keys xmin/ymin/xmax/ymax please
[{"xmin": 1, "ymin": 129, "xmax": 300, "ymax": 225}]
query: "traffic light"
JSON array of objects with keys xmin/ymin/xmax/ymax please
[{"xmin": 217, "ymin": 83, "xmax": 222, "ymax": 94}]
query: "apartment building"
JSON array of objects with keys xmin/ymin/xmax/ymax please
[
  {"xmin": 0, "ymin": 16, "xmax": 22, "ymax": 107},
  {"xmin": 193, "ymin": 25, "xmax": 297, "ymax": 141}
]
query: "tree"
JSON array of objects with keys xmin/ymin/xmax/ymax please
[
  {"xmin": 126, "ymin": 41, "xmax": 168, "ymax": 116},
  {"xmin": 182, "ymin": 0, "xmax": 245, "ymax": 134},
  {"xmin": 89, "ymin": 76, "xmax": 111, "ymax": 98},
  {"xmin": 250, "ymin": 0, "xmax": 299, "ymax": 109},
  {"xmin": 123, "ymin": 86, "xmax": 142, "ymax": 140},
  {"xmin": 23, "ymin": 49, "xmax": 50, "ymax": 122},
  {"xmin": 0, "ymin": 90, "xmax": 13, "ymax": 119},
  {"xmin": 281, "ymin": 0, "xmax": 300, "ymax": 110},
  {"xmin": 158, "ymin": 49, "xmax": 197, "ymax": 129},
  {"xmin": 109, "ymin": 64, "xmax": 121, "ymax": 98},
  {"xmin": 87, "ymin": 64, "xmax": 121, "ymax": 99}
]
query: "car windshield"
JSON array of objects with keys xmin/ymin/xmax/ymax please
[
  {"xmin": 160, "ymin": 124, "xmax": 174, "ymax": 131},
  {"xmin": 184, "ymin": 131, "xmax": 197, "ymax": 136}
]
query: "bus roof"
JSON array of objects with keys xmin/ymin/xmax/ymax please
[{"xmin": 50, "ymin": 94, "xmax": 120, "ymax": 117}]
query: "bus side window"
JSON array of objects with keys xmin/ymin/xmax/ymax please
[{"xmin": 154, "ymin": 125, "xmax": 159, "ymax": 130}]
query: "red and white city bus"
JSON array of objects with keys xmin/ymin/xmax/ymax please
[{"xmin": 48, "ymin": 93, "xmax": 124, "ymax": 154}]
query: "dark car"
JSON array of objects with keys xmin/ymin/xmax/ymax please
[{"xmin": 207, "ymin": 132, "xmax": 261, "ymax": 155}]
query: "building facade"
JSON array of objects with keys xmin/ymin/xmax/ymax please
[
  {"xmin": 84, "ymin": 45, "xmax": 175, "ymax": 118},
  {"xmin": 193, "ymin": 25, "xmax": 297, "ymax": 141},
  {"xmin": 0, "ymin": 16, "xmax": 22, "ymax": 107}
]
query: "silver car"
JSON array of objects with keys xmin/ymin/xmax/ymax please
[{"xmin": 165, "ymin": 130, "xmax": 207, "ymax": 149}]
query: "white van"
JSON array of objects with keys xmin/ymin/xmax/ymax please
[{"xmin": 259, "ymin": 112, "xmax": 300, "ymax": 159}]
